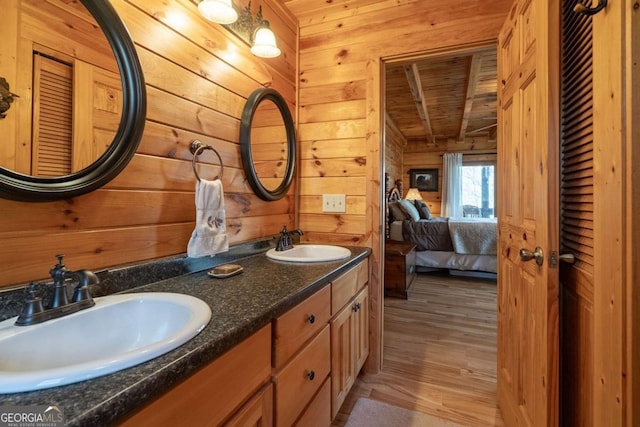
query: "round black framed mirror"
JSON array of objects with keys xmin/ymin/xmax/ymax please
[
  {"xmin": 0, "ymin": 0, "xmax": 146, "ymax": 201},
  {"xmin": 240, "ymin": 88, "xmax": 296, "ymax": 201}
]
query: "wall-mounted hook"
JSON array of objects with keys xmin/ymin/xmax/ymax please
[{"xmin": 573, "ymin": 0, "xmax": 607, "ymax": 16}]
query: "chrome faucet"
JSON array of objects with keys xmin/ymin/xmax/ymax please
[
  {"xmin": 15, "ymin": 255, "xmax": 98, "ymax": 326},
  {"xmin": 275, "ymin": 226, "xmax": 304, "ymax": 251}
]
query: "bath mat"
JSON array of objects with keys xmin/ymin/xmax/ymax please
[{"xmin": 344, "ymin": 397, "xmax": 467, "ymax": 427}]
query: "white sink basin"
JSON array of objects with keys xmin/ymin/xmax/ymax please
[
  {"xmin": 0, "ymin": 292, "xmax": 211, "ymax": 393},
  {"xmin": 266, "ymin": 244, "xmax": 351, "ymax": 263}
]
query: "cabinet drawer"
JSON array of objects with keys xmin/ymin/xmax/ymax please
[
  {"xmin": 273, "ymin": 286, "xmax": 331, "ymax": 368},
  {"xmin": 356, "ymin": 257, "xmax": 369, "ymax": 290},
  {"xmin": 331, "ymin": 264, "xmax": 359, "ymax": 316},
  {"xmin": 274, "ymin": 325, "xmax": 330, "ymax": 427},
  {"xmin": 294, "ymin": 377, "xmax": 331, "ymax": 427}
]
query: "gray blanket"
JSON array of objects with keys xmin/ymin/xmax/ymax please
[
  {"xmin": 448, "ymin": 218, "xmax": 497, "ymax": 255},
  {"xmin": 401, "ymin": 218, "xmax": 453, "ymax": 251}
]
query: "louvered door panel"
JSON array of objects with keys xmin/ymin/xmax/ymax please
[
  {"xmin": 560, "ymin": 2, "xmax": 595, "ymax": 425},
  {"xmin": 32, "ymin": 54, "xmax": 73, "ymax": 177},
  {"xmin": 561, "ymin": 1, "xmax": 594, "ymax": 275}
]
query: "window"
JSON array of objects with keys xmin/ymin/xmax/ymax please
[{"xmin": 461, "ymin": 164, "xmax": 495, "ymax": 218}]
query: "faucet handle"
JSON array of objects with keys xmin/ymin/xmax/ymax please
[
  {"xmin": 50, "ymin": 254, "xmax": 67, "ymax": 280},
  {"xmin": 15, "ymin": 283, "xmax": 45, "ymax": 325},
  {"xmin": 25, "ymin": 282, "xmax": 41, "ymax": 301}
]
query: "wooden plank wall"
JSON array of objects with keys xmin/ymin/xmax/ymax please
[
  {"xmin": 0, "ymin": 0, "xmax": 298, "ymax": 288},
  {"xmin": 288, "ymin": 0, "xmax": 514, "ymax": 371}
]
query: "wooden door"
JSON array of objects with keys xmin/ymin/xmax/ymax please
[
  {"xmin": 330, "ymin": 301, "xmax": 355, "ymax": 419},
  {"xmin": 353, "ymin": 286, "xmax": 370, "ymax": 372},
  {"xmin": 496, "ymin": 0, "xmax": 560, "ymax": 425}
]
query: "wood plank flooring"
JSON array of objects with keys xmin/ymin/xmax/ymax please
[{"xmin": 332, "ymin": 272, "xmax": 504, "ymax": 426}]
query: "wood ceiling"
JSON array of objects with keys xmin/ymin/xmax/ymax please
[{"xmin": 385, "ymin": 48, "xmax": 497, "ymax": 145}]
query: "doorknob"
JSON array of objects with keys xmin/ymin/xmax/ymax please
[
  {"xmin": 549, "ymin": 251, "xmax": 576, "ymax": 266},
  {"xmin": 559, "ymin": 253, "xmax": 575, "ymax": 264},
  {"xmin": 519, "ymin": 247, "xmax": 544, "ymax": 266}
]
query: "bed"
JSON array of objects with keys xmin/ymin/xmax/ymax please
[{"xmin": 385, "ymin": 177, "xmax": 497, "ymax": 274}]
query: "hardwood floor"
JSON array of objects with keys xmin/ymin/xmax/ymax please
[{"xmin": 332, "ymin": 272, "xmax": 504, "ymax": 427}]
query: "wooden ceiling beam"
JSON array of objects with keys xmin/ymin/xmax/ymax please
[
  {"xmin": 403, "ymin": 63, "xmax": 433, "ymax": 144},
  {"xmin": 458, "ymin": 53, "xmax": 483, "ymax": 142}
]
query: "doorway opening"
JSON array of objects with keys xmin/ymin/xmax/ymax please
[{"xmin": 371, "ymin": 44, "xmax": 501, "ymax": 426}]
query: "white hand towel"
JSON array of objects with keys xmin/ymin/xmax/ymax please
[{"xmin": 187, "ymin": 179, "xmax": 229, "ymax": 258}]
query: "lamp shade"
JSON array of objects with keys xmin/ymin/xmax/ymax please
[
  {"xmin": 405, "ymin": 188, "xmax": 423, "ymax": 201},
  {"xmin": 251, "ymin": 26, "xmax": 281, "ymax": 58},
  {"xmin": 198, "ymin": 0, "xmax": 238, "ymax": 24}
]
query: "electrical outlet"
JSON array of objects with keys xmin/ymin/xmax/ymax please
[{"xmin": 322, "ymin": 194, "xmax": 346, "ymax": 213}]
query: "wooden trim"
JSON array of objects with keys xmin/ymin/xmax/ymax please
[
  {"xmin": 544, "ymin": 3, "xmax": 561, "ymax": 423},
  {"xmin": 625, "ymin": 0, "xmax": 640, "ymax": 424},
  {"xmin": 592, "ymin": 0, "xmax": 626, "ymax": 423},
  {"xmin": 365, "ymin": 57, "xmax": 383, "ymax": 374}
]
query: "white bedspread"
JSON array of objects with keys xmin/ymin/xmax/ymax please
[{"xmin": 448, "ymin": 218, "xmax": 497, "ymax": 255}]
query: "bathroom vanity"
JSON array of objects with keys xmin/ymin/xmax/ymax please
[
  {"xmin": 0, "ymin": 245, "xmax": 370, "ymax": 427},
  {"xmin": 120, "ymin": 253, "xmax": 370, "ymax": 426}
]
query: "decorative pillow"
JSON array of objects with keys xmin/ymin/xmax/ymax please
[
  {"xmin": 388, "ymin": 202, "xmax": 407, "ymax": 222},
  {"xmin": 398, "ymin": 199, "xmax": 421, "ymax": 222},
  {"xmin": 414, "ymin": 199, "xmax": 432, "ymax": 220}
]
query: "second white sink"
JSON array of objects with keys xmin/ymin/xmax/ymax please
[
  {"xmin": 266, "ymin": 244, "xmax": 351, "ymax": 263},
  {"xmin": 0, "ymin": 292, "xmax": 211, "ymax": 393}
]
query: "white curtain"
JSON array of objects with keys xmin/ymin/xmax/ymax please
[{"xmin": 441, "ymin": 153, "xmax": 462, "ymax": 218}]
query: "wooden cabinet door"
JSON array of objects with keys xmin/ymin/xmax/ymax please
[
  {"xmin": 225, "ymin": 383, "xmax": 273, "ymax": 427},
  {"xmin": 330, "ymin": 300, "xmax": 355, "ymax": 419},
  {"xmin": 496, "ymin": 0, "xmax": 560, "ymax": 425},
  {"xmin": 353, "ymin": 287, "xmax": 369, "ymax": 373}
]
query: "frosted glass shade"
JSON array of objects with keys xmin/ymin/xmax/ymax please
[
  {"xmin": 251, "ymin": 27, "xmax": 281, "ymax": 58},
  {"xmin": 198, "ymin": 0, "xmax": 238, "ymax": 24}
]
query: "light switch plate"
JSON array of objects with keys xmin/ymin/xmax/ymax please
[{"xmin": 322, "ymin": 194, "xmax": 346, "ymax": 213}]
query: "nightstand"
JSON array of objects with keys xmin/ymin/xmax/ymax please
[{"xmin": 384, "ymin": 240, "xmax": 417, "ymax": 299}]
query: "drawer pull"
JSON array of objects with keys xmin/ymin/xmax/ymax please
[
  {"xmin": 307, "ymin": 314, "xmax": 315, "ymax": 324},
  {"xmin": 307, "ymin": 370, "xmax": 316, "ymax": 381}
]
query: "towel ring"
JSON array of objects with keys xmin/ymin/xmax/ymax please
[{"xmin": 190, "ymin": 140, "xmax": 224, "ymax": 182}]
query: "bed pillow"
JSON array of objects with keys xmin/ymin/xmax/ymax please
[
  {"xmin": 388, "ymin": 202, "xmax": 407, "ymax": 222},
  {"xmin": 398, "ymin": 199, "xmax": 421, "ymax": 221},
  {"xmin": 414, "ymin": 199, "xmax": 432, "ymax": 220}
]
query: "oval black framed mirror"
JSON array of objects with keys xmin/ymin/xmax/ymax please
[
  {"xmin": 0, "ymin": 0, "xmax": 146, "ymax": 201},
  {"xmin": 240, "ymin": 88, "xmax": 296, "ymax": 201}
]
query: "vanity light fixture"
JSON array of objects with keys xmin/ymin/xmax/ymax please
[
  {"xmin": 404, "ymin": 188, "xmax": 423, "ymax": 201},
  {"xmin": 195, "ymin": 0, "xmax": 281, "ymax": 58},
  {"xmin": 197, "ymin": 0, "xmax": 238, "ymax": 25}
]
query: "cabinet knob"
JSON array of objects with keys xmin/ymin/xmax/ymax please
[
  {"xmin": 307, "ymin": 314, "xmax": 315, "ymax": 324},
  {"xmin": 352, "ymin": 302, "xmax": 361, "ymax": 312},
  {"xmin": 307, "ymin": 370, "xmax": 315, "ymax": 380}
]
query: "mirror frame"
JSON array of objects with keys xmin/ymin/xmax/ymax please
[
  {"xmin": 240, "ymin": 88, "xmax": 296, "ymax": 201},
  {"xmin": 0, "ymin": 0, "xmax": 146, "ymax": 202}
]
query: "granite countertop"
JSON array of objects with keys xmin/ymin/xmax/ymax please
[{"xmin": 0, "ymin": 246, "xmax": 370, "ymax": 426}]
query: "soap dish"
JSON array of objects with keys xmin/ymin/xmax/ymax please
[{"xmin": 208, "ymin": 264, "xmax": 243, "ymax": 279}]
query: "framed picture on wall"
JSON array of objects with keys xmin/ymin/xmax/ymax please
[{"xmin": 409, "ymin": 168, "xmax": 438, "ymax": 192}]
